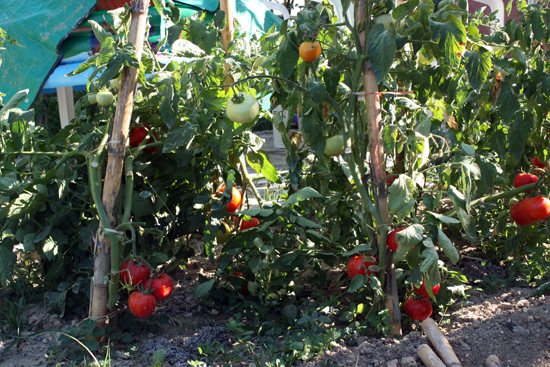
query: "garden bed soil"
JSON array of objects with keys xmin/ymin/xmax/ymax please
[{"xmin": 1, "ymin": 255, "xmax": 550, "ymax": 367}]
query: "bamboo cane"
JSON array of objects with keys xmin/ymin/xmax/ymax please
[
  {"xmin": 355, "ymin": 0, "xmax": 401, "ymax": 335},
  {"xmin": 421, "ymin": 318, "xmax": 462, "ymax": 367},
  {"xmin": 417, "ymin": 344, "xmax": 447, "ymax": 367},
  {"xmin": 486, "ymin": 355, "xmax": 502, "ymax": 367},
  {"xmin": 90, "ymin": 0, "xmax": 149, "ymax": 329},
  {"xmin": 220, "ymin": 0, "xmax": 235, "ymax": 89}
]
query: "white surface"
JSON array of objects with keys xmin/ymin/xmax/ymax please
[{"xmin": 56, "ymin": 86, "xmax": 75, "ymax": 128}]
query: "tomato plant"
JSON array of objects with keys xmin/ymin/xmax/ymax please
[
  {"xmin": 346, "ymin": 255, "xmax": 377, "ymax": 279},
  {"xmin": 299, "ymin": 41, "xmax": 321, "ymax": 62},
  {"xmin": 518, "ymin": 196, "xmax": 550, "ymax": 223},
  {"xmin": 387, "ymin": 228, "xmax": 406, "ymax": 252},
  {"xmin": 129, "ymin": 124, "xmax": 157, "ymax": 154},
  {"xmin": 128, "ymin": 291, "xmax": 156, "ymax": 318},
  {"xmin": 403, "ymin": 298, "xmax": 432, "ymax": 322},
  {"xmin": 513, "ymin": 173, "xmax": 537, "ymax": 193},
  {"xmin": 119, "ymin": 259, "xmax": 151, "ymax": 287},
  {"xmin": 226, "ymin": 93, "xmax": 260, "ymax": 124},
  {"xmin": 144, "ymin": 273, "xmax": 173, "ymax": 301}
]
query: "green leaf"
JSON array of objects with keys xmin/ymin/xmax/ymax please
[
  {"xmin": 437, "ymin": 228, "xmax": 459, "ymax": 264},
  {"xmin": 246, "ymin": 150, "xmax": 281, "ymax": 183},
  {"xmin": 367, "ymin": 24, "xmax": 397, "ymax": 83},
  {"xmin": 66, "ymin": 55, "xmax": 98, "ymax": 76},
  {"xmin": 296, "ymin": 216, "xmax": 324, "ymax": 229},
  {"xmin": 348, "ymin": 274, "xmax": 368, "ymax": 293},
  {"xmin": 284, "ymin": 187, "xmax": 323, "ymax": 207},
  {"xmin": 309, "ymin": 78, "xmax": 327, "ymax": 104},
  {"xmin": 496, "ymin": 81, "xmax": 520, "ymax": 124},
  {"xmin": 0, "ymin": 192, "xmax": 45, "ymax": 220},
  {"xmin": 156, "ymin": 73, "xmax": 179, "ymax": 129},
  {"xmin": 457, "ymin": 208, "xmax": 476, "ymax": 239},
  {"xmin": 194, "ymin": 278, "xmax": 215, "ymax": 298},
  {"xmin": 393, "ymin": 0, "xmax": 419, "ymax": 21},
  {"xmin": 88, "ymin": 20, "xmax": 111, "ymax": 45},
  {"xmin": 0, "ymin": 239, "xmax": 16, "ymax": 286},
  {"xmin": 300, "ymin": 103, "xmax": 326, "ymax": 157},
  {"xmin": 323, "ymin": 68, "xmax": 340, "ymax": 97},
  {"xmin": 163, "ymin": 121, "xmax": 197, "ymax": 152},
  {"xmin": 277, "ymin": 34, "xmax": 300, "ymax": 79},
  {"xmin": 428, "ymin": 211, "xmax": 461, "ymax": 224},
  {"xmin": 0, "ymin": 89, "xmax": 28, "ymax": 118},
  {"xmin": 466, "ymin": 47, "xmax": 492, "ymax": 92},
  {"xmin": 388, "ymin": 175, "xmax": 415, "ymax": 214},
  {"xmin": 152, "ymin": 349, "xmax": 165, "ymax": 365},
  {"xmin": 98, "ymin": 43, "xmax": 139, "ymax": 85},
  {"xmin": 0, "ymin": 176, "xmax": 19, "ymax": 196},
  {"xmin": 415, "ymin": 0, "xmax": 435, "ymax": 25},
  {"xmin": 394, "ymin": 224, "xmax": 424, "ymax": 261},
  {"xmin": 447, "ymin": 185, "xmax": 467, "ymax": 211},
  {"xmin": 508, "ymin": 111, "xmax": 533, "ymax": 161},
  {"xmin": 419, "ymin": 238, "xmax": 438, "ymax": 273},
  {"xmin": 429, "ymin": 15, "xmax": 467, "ymax": 68}
]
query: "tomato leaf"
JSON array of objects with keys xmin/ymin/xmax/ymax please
[
  {"xmin": 247, "ymin": 150, "xmax": 281, "ymax": 183},
  {"xmin": 457, "ymin": 208, "xmax": 477, "ymax": 239},
  {"xmin": 388, "ymin": 175, "xmax": 415, "ymax": 215},
  {"xmin": 419, "ymin": 238, "xmax": 438, "ymax": 273},
  {"xmin": 437, "ymin": 228, "xmax": 459, "ymax": 264},
  {"xmin": 348, "ymin": 274, "xmax": 368, "ymax": 293},
  {"xmin": 323, "ymin": 68, "xmax": 340, "ymax": 97},
  {"xmin": 0, "ymin": 238, "xmax": 16, "ymax": 286},
  {"xmin": 163, "ymin": 121, "xmax": 197, "ymax": 152},
  {"xmin": 465, "ymin": 47, "xmax": 492, "ymax": 92},
  {"xmin": 309, "ymin": 78, "xmax": 327, "ymax": 104},
  {"xmin": 88, "ymin": 20, "xmax": 111, "ymax": 45},
  {"xmin": 508, "ymin": 111, "xmax": 533, "ymax": 161},
  {"xmin": 496, "ymin": 80, "xmax": 520, "ymax": 125},
  {"xmin": 394, "ymin": 224, "xmax": 424, "ymax": 261},
  {"xmin": 300, "ymin": 103, "xmax": 326, "ymax": 157},
  {"xmin": 429, "ymin": 15, "xmax": 466, "ymax": 68},
  {"xmin": 285, "ymin": 187, "xmax": 323, "ymax": 207},
  {"xmin": 367, "ymin": 24, "xmax": 397, "ymax": 83},
  {"xmin": 428, "ymin": 212, "xmax": 460, "ymax": 224},
  {"xmin": 393, "ymin": 0, "xmax": 419, "ymax": 21},
  {"xmin": 194, "ymin": 278, "xmax": 215, "ymax": 298},
  {"xmin": 277, "ymin": 33, "xmax": 300, "ymax": 79},
  {"xmin": 415, "ymin": 0, "xmax": 434, "ymax": 26}
]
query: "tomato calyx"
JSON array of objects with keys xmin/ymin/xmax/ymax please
[{"xmin": 231, "ymin": 93, "xmax": 246, "ymax": 104}]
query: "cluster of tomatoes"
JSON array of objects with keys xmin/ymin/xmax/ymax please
[
  {"xmin": 510, "ymin": 158, "xmax": 550, "ymax": 226},
  {"xmin": 119, "ymin": 259, "xmax": 174, "ymax": 319}
]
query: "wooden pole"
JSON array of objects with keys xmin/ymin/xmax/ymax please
[
  {"xmin": 486, "ymin": 355, "xmax": 502, "ymax": 367},
  {"xmin": 356, "ymin": 0, "xmax": 401, "ymax": 335},
  {"xmin": 417, "ymin": 344, "xmax": 447, "ymax": 367},
  {"xmin": 220, "ymin": 0, "xmax": 235, "ymax": 89},
  {"xmin": 421, "ymin": 318, "xmax": 462, "ymax": 367},
  {"xmin": 90, "ymin": 0, "xmax": 149, "ymax": 329}
]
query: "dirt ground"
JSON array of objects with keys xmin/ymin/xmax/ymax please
[{"xmin": 1, "ymin": 255, "xmax": 550, "ymax": 367}]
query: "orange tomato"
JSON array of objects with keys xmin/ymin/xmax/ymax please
[{"xmin": 299, "ymin": 41, "xmax": 322, "ymax": 62}]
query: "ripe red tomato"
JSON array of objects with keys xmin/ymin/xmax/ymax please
[
  {"xmin": 128, "ymin": 291, "xmax": 156, "ymax": 318},
  {"xmin": 129, "ymin": 124, "xmax": 157, "ymax": 154},
  {"xmin": 533, "ymin": 157, "xmax": 547, "ymax": 169},
  {"xmin": 510, "ymin": 201, "xmax": 535, "ymax": 226},
  {"xmin": 240, "ymin": 218, "xmax": 260, "ymax": 231},
  {"xmin": 413, "ymin": 278, "xmax": 440, "ymax": 298},
  {"xmin": 119, "ymin": 259, "xmax": 151, "ymax": 286},
  {"xmin": 144, "ymin": 273, "xmax": 174, "ymax": 301},
  {"xmin": 519, "ymin": 196, "xmax": 550, "ymax": 223},
  {"xmin": 403, "ymin": 298, "xmax": 432, "ymax": 321},
  {"xmin": 387, "ymin": 227, "xmax": 406, "ymax": 252},
  {"xmin": 386, "ymin": 174, "xmax": 397, "ymax": 185},
  {"xmin": 217, "ymin": 186, "xmax": 242, "ymax": 213},
  {"xmin": 299, "ymin": 41, "xmax": 322, "ymax": 62},
  {"xmin": 234, "ymin": 271, "xmax": 249, "ymax": 294},
  {"xmin": 513, "ymin": 173, "xmax": 538, "ymax": 193},
  {"xmin": 346, "ymin": 255, "xmax": 378, "ymax": 279}
]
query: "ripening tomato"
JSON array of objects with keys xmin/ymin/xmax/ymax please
[
  {"xmin": 129, "ymin": 124, "xmax": 157, "ymax": 154},
  {"xmin": 324, "ymin": 135, "xmax": 346, "ymax": 156},
  {"xmin": 234, "ymin": 271, "xmax": 249, "ymax": 294},
  {"xmin": 217, "ymin": 186, "xmax": 242, "ymax": 213},
  {"xmin": 240, "ymin": 218, "xmax": 260, "ymax": 231},
  {"xmin": 514, "ymin": 173, "xmax": 538, "ymax": 193},
  {"xmin": 215, "ymin": 221, "xmax": 232, "ymax": 244},
  {"xmin": 387, "ymin": 227, "xmax": 406, "ymax": 252},
  {"xmin": 510, "ymin": 201, "xmax": 535, "ymax": 226},
  {"xmin": 226, "ymin": 93, "xmax": 260, "ymax": 124},
  {"xmin": 128, "ymin": 291, "xmax": 156, "ymax": 318},
  {"xmin": 413, "ymin": 278, "xmax": 440, "ymax": 299},
  {"xmin": 346, "ymin": 255, "xmax": 378, "ymax": 279},
  {"xmin": 403, "ymin": 298, "xmax": 432, "ymax": 321},
  {"xmin": 386, "ymin": 174, "xmax": 398, "ymax": 185},
  {"xmin": 518, "ymin": 196, "xmax": 550, "ymax": 223},
  {"xmin": 533, "ymin": 157, "xmax": 547, "ymax": 169},
  {"xmin": 96, "ymin": 91, "xmax": 114, "ymax": 106},
  {"xmin": 119, "ymin": 259, "xmax": 151, "ymax": 286},
  {"xmin": 299, "ymin": 41, "xmax": 322, "ymax": 62},
  {"xmin": 144, "ymin": 273, "xmax": 173, "ymax": 301}
]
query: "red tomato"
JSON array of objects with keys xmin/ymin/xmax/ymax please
[
  {"xmin": 387, "ymin": 227, "xmax": 406, "ymax": 252},
  {"xmin": 519, "ymin": 196, "xmax": 550, "ymax": 223},
  {"xmin": 119, "ymin": 259, "xmax": 151, "ymax": 286},
  {"xmin": 403, "ymin": 298, "xmax": 432, "ymax": 321},
  {"xmin": 346, "ymin": 255, "xmax": 378, "ymax": 279},
  {"xmin": 217, "ymin": 186, "xmax": 242, "ymax": 213},
  {"xmin": 240, "ymin": 218, "xmax": 260, "ymax": 231},
  {"xmin": 510, "ymin": 201, "xmax": 535, "ymax": 226},
  {"xmin": 129, "ymin": 124, "xmax": 157, "ymax": 154},
  {"xmin": 513, "ymin": 173, "xmax": 538, "ymax": 193},
  {"xmin": 413, "ymin": 278, "xmax": 441, "ymax": 298},
  {"xmin": 128, "ymin": 291, "xmax": 156, "ymax": 318},
  {"xmin": 386, "ymin": 174, "xmax": 397, "ymax": 185},
  {"xmin": 234, "ymin": 271, "xmax": 248, "ymax": 294},
  {"xmin": 144, "ymin": 273, "xmax": 174, "ymax": 301},
  {"xmin": 533, "ymin": 157, "xmax": 547, "ymax": 169}
]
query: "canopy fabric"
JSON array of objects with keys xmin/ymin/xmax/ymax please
[{"xmin": 0, "ymin": 0, "xmax": 97, "ymax": 110}]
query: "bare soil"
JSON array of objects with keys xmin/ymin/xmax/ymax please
[{"xmin": 1, "ymin": 255, "xmax": 550, "ymax": 367}]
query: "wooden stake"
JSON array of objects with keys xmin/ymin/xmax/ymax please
[
  {"xmin": 90, "ymin": 0, "xmax": 149, "ymax": 329},
  {"xmin": 486, "ymin": 355, "xmax": 503, "ymax": 367},
  {"xmin": 356, "ymin": 0, "xmax": 400, "ymax": 336},
  {"xmin": 421, "ymin": 318, "xmax": 462, "ymax": 367},
  {"xmin": 220, "ymin": 0, "xmax": 235, "ymax": 89},
  {"xmin": 417, "ymin": 344, "xmax": 447, "ymax": 367}
]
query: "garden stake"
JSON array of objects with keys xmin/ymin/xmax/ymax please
[
  {"xmin": 90, "ymin": 0, "xmax": 149, "ymax": 330},
  {"xmin": 485, "ymin": 355, "xmax": 502, "ymax": 367},
  {"xmin": 421, "ymin": 318, "xmax": 462, "ymax": 367},
  {"xmin": 417, "ymin": 344, "xmax": 446, "ymax": 367}
]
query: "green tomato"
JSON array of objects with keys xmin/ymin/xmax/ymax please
[
  {"xmin": 111, "ymin": 77, "xmax": 122, "ymax": 90},
  {"xmin": 96, "ymin": 91, "xmax": 114, "ymax": 106},
  {"xmin": 324, "ymin": 135, "xmax": 346, "ymax": 156},
  {"xmin": 247, "ymin": 281, "xmax": 261, "ymax": 297},
  {"xmin": 88, "ymin": 94, "xmax": 98, "ymax": 105},
  {"xmin": 226, "ymin": 93, "xmax": 260, "ymax": 124},
  {"xmin": 215, "ymin": 222, "xmax": 232, "ymax": 244},
  {"xmin": 418, "ymin": 52, "xmax": 434, "ymax": 66},
  {"xmin": 374, "ymin": 14, "xmax": 395, "ymax": 30}
]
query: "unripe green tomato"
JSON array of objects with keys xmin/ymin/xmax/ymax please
[
  {"xmin": 226, "ymin": 93, "xmax": 260, "ymax": 124},
  {"xmin": 96, "ymin": 91, "xmax": 114, "ymax": 106},
  {"xmin": 215, "ymin": 222, "xmax": 231, "ymax": 244},
  {"xmin": 374, "ymin": 14, "xmax": 395, "ymax": 30},
  {"xmin": 253, "ymin": 238, "xmax": 263, "ymax": 247},
  {"xmin": 111, "ymin": 77, "xmax": 122, "ymax": 90},
  {"xmin": 88, "ymin": 94, "xmax": 98, "ymax": 105},
  {"xmin": 247, "ymin": 281, "xmax": 261, "ymax": 297},
  {"xmin": 325, "ymin": 135, "xmax": 346, "ymax": 156}
]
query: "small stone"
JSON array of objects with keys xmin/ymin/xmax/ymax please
[
  {"xmin": 386, "ymin": 359, "xmax": 398, "ymax": 367},
  {"xmin": 516, "ymin": 299, "xmax": 529, "ymax": 308},
  {"xmin": 210, "ymin": 309, "xmax": 219, "ymax": 315},
  {"xmin": 527, "ymin": 315, "xmax": 534, "ymax": 322},
  {"xmin": 458, "ymin": 340, "xmax": 471, "ymax": 351},
  {"xmin": 513, "ymin": 326, "xmax": 530, "ymax": 335},
  {"xmin": 401, "ymin": 356, "xmax": 418, "ymax": 367},
  {"xmin": 115, "ymin": 351, "xmax": 130, "ymax": 360}
]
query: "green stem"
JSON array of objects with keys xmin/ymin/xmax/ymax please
[
  {"xmin": 239, "ymin": 155, "xmax": 264, "ymax": 207},
  {"xmin": 122, "ymin": 156, "xmax": 134, "ymax": 224}
]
